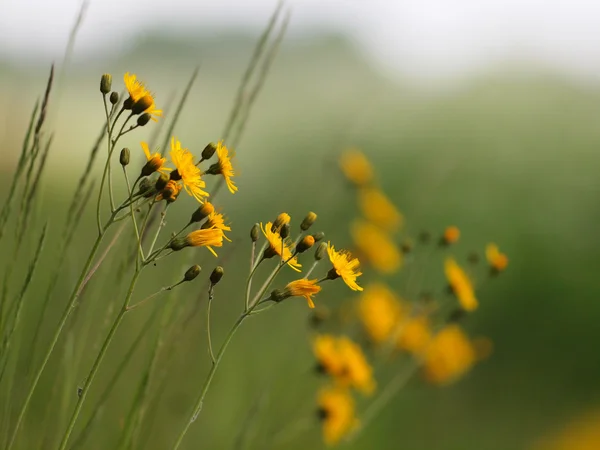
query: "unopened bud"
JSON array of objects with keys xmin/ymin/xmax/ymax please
[
  {"xmin": 250, "ymin": 223, "xmax": 259, "ymax": 242},
  {"xmin": 132, "ymin": 95, "xmax": 153, "ymax": 115},
  {"xmin": 191, "ymin": 202, "xmax": 215, "ymax": 223},
  {"xmin": 100, "ymin": 73, "xmax": 112, "ymax": 94},
  {"xmin": 300, "ymin": 212, "xmax": 317, "ymax": 231},
  {"xmin": 210, "ymin": 266, "xmax": 224, "ymax": 285},
  {"xmin": 441, "ymin": 226, "xmax": 460, "ymax": 246},
  {"xmin": 296, "ymin": 235, "xmax": 315, "ymax": 253},
  {"xmin": 155, "ymin": 173, "xmax": 169, "ymax": 191},
  {"xmin": 119, "ymin": 148, "xmax": 130, "ymax": 166},
  {"xmin": 137, "ymin": 178, "xmax": 154, "ymax": 197},
  {"xmin": 110, "ymin": 91, "xmax": 119, "ymax": 105},
  {"xmin": 123, "ymin": 97, "xmax": 134, "ymax": 110},
  {"xmin": 184, "ymin": 265, "xmax": 201, "ymax": 281},
  {"xmin": 314, "ymin": 242, "xmax": 327, "ymax": 261},
  {"xmin": 272, "ymin": 213, "xmax": 291, "ymax": 233},
  {"xmin": 312, "ymin": 232, "xmax": 325, "ymax": 242},
  {"xmin": 137, "ymin": 113, "xmax": 151, "ymax": 127},
  {"xmin": 202, "ymin": 142, "xmax": 217, "ymax": 160},
  {"xmin": 269, "ymin": 289, "xmax": 287, "ymax": 302},
  {"xmin": 169, "ymin": 237, "xmax": 188, "ymax": 252},
  {"xmin": 280, "ymin": 223, "xmax": 290, "ymax": 239}
]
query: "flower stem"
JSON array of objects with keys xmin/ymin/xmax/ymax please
[
  {"xmin": 57, "ymin": 268, "xmax": 142, "ymax": 450},
  {"xmin": 206, "ymin": 285, "xmax": 216, "ymax": 364},
  {"xmin": 171, "ymin": 312, "xmax": 249, "ymax": 450}
]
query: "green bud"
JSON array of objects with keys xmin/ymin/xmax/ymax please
[
  {"xmin": 191, "ymin": 202, "xmax": 215, "ymax": 223},
  {"xmin": 296, "ymin": 235, "xmax": 315, "ymax": 254},
  {"xmin": 250, "ymin": 223, "xmax": 259, "ymax": 242},
  {"xmin": 269, "ymin": 289, "xmax": 286, "ymax": 302},
  {"xmin": 202, "ymin": 142, "xmax": 217, "ymax": 160},
  {"xmin": 280, "ymin": 223, "xmax": 290, "ymax": 239},
  {"xmin": 100, "ymin": 73, "xmax": 112, "ymax": 94},
  {"xmin": 314, "ymin": 242, "xmax": 327, "ymax": 261},
  {"xmin": 123, "ymin": 97, "xmax": 134, "ymax": 110},
  {"xmin": 169, "ymin": 237, "xmax": 189, "ymax": 252},
  {"xmin": 110, "ymin": 91, "xmax": 119, "ymax": 105},
  {"xmin": 312, "ymin": 232, "xmax": 325, "ymax": 242},
  {"xmin": 137, "ymin": 113, "xmax": 151, "ymax": 127},
  {"xmin": 119, "ymin": 148, "xmax": 130, "ymax": 166},
  {"xmin": 210, "ymin": 266, "xmax": 224, "ymax": 285},
  {"xmin": 155, "ymin": 173, "xmax": 169, "ymax": 191},
  {"xmin": 184, "ymin": 265, "xmax": 201, "ymax": 281},
  {"xmin": 300, "ymin": 212, "xmax": 317, "ymax": 231}
]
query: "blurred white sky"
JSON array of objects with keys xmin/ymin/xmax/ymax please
[{"xmin": 3, "ymin": 0, "xmax": 600, "ymax": 83}]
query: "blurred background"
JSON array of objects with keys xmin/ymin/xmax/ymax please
[{"xmin": 1, "ymin": 1, "xmax": 600, "ymax": 449}]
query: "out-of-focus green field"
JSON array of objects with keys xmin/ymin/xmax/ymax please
[{"xmin": 1, "ymin": 33, "xmax": 600, "ymax": 449}]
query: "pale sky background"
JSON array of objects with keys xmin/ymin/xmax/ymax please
[{"xmin": 2, "ymin": 0, "xmax": 600, "ymax": 83}]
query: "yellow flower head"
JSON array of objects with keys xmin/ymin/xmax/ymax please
[
  {"xmin": 397, "ymin": 315, "xmax": 432, "ymax": 355},
  {"xmin": 201, "ymin": 211, "xmax": 232, "ymax": 242},
  {"xmin": 170, "ymin": 228, "xmax": 224, "ymax": 257},
  {"xmin": 351, "ymin": 220, "xmax": 402, "ymax": 274},
  {"xmin": 423, "ymin": 325, "xmax": 476, "ymax": 385},
  {"xmin": 318, "ymin": 386, "xmax": 358, "ymax": 446},
  {"xmin": 486, "ymin": 243, "xmax": 509, "ymax": 272},
  {"xmin": 339, "ymin": 149, "xmax": 373, "ymax": 187},
  {"xmin": 445, "ymin": 258, "xmax": 478, "ymax": 311},
  {"xmin": 260, "ymin": 222, "xmax": 302, "ymax": 272},
  {"xmin": 140, "ymin": 142, "xmax": 170, "ymax": 177},
  {"xmin": 169, "ymin": 137, "xmax": 208, "ymax": 202},
  {"xmin": 156, "ymin": 180, "xmax": 181, "ymax": 203},
  {"xmin": 532, "ymin": 410, "xmax": 600, "ymax": 450},
  {"xmin": 442, "ymin": 226, "xmax": 460, "ymax": 245},
  {"xmin": 207, "ymin": 141, "xmax": 237, "ymax": 194},
  {"xmin": 123, "ymin": 73, "xmax": 162, "ymax": 121},
  {"xmin": 358, "ymin": 187, "xmax": 403, "ymax": 232},
  {"xmin": 271, "ymin": 213, "xmax": 291, "ymax": 233},
  {"xmin": 358, "ymin": 283, "xmax": 403, "ymax": 343},
  {"xmin": 313, "ymin": 335, "xmax": 376, "ymax": 395},
  {"xmin": 282, "ymin": 278, "xmax": 321, "ymax": 308},
  {"xmin": 326, "ymin": 243, "xmax": 363, "ymax": 291}
]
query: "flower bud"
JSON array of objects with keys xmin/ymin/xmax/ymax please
[
  {"xmin": 210, "ymin": 266, "xmax": 224, "ymax": 285},
  {"xmin": 123, "ymin": 97, "xmax": 134, "ymax": 110},
  {"xmin": 137, "ymin": 178, "xmax": 154, "ymax": 196},
  {"xmin": 132, "ymin": 95, "xmax": 153, "ymax": 115},
  {"xmin": 169, "ymin": 237, "xmax": 188, "ymax": 251},
  {"xmin": 250, "ymin": 223, "xmax": 259, "ymax": 242},
  {"xmin": 119, "ymin": 148, "xmax": 130, "ymax": 166},
  {"xmin": 184, "ymin": 265, "xmax": 201, "ymax": 281},
  {"xmin": 191, "ymin": 202, "xmax": 215, "ymax": 223},
  {"xmin": 100, "ymin": 73, "xmax": 112, "ymax": 94},
  {"xmin": 202, "ymin": 142, "xmax": 217, "ymax": 160},
  {"xmin": 441, "ymin": 226, "xmax": 460, "ymax": 245},
  {"xmin": 271, "ymin": 213, "xmax": 291, "ymax": 233},
  {"xmin": 155, "ymin": 173, "xmax": 169, "ymax": 191},
  {"xmin": 269, "ymin": 289, "xmax": 286, "ymax": 302},
  {"xmin": 312, "ymin": 232, "xmax": 325, "ymax": 242},
  {"xmin": 296, "ymin": 235, "xmax": 315, "ymax": 253},
  {"xmin": 314, "ymin": 242, "xmax": 327, "ymax": 261},
  {"xmin": 137, "ymin": 113, "xmax": 151, "ymax": 127},
  {"xmin": 280, "ymin": 223, "xmax": 291, "ymax": 239},
  {"xmin": 300, "ymin": 212, "xmax": 317, "ymax": 231},
  {"xmin": 110, "ymin": 91, "xmax": 119, "ymax": 105}
]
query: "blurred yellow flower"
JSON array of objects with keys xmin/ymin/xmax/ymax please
[
  {"xmin": 445, "ymin": 258, "xmax": 478, "ymax": 311},
  {"xmin": 207, "ymin": 141, "xmax": 237, "ymax": 194},
  {"xmin": 423, "ymin": 325, "xmax": 476, "ymax": 385},
  {"xmin": 260, "ymin": 222, "xmax": 302, "ymax": 272},
  {"xmin": 486, "ymin": 243, "xmax": 509, "ymax": 272},
  {"xmin": 123, "ymin": 72, "xmax": 162, "ymax": 121},
  {"xmin": 318, "ymin": 386, "xmax": 358, "ymax": 446},
  {"xmin": 169, "ymin": 137, "xmax": 208, "ymax": 202},
  {"xmin": 357, "ymin": 283, "xmax": 403, "ymax": 343},
  {"xmin": 326, "ymin": 242, "xmax": 363, "ymax": 291},
  {"xmin": 442, "ymin": 226, "xmax": 460, "ymax": 245},
  {"xmin": 532, "ymin": 410, "xmax": 600, "ymax": 450},
  {"xmin": 282, "ymin": 279, "xmax": 321, "ymax": 308},
  {"xmin": 314, "ymin": 335, "xmax": 345, "ymax": 376},
  {"xmin": 358, "ymin": 187, "xmax": 403, "ymax": 232},
  {"xmin": 397, "ymin": 315, "xmax": 432, "ymax": 355},
  {"xmin": 339, "ymin": 149, "xmax": 373, "ymax": 187},
  {"xmin": 351, "ymin": 220, "xmax": 402, "ymax": 274},
  {"xmin": 140, "ymin": 142, "xmax": 170, "ymax": 176}
]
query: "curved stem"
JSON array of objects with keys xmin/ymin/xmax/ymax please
[
  {"xmin": 147, "ymin": 203, "xmax": 168, "ymax": 256},
  {"xmin": 245, "ymin": 255, "xmax": 263, "ymax": 311},
  {"xmin": 57, "ymin": 268, "xmax": 142, "ymax": 450},
  {"xmin": 6, "ymin": 213, "xmax": 118, "ymax": 450},
  {"xmin": 102, "ymin": 95, "xmax": 116, "ymax": 213}
]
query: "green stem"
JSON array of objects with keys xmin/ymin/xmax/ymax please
[
  {"xmin": 245, "ymin": 254, "xmax": 263, "ymax": 311},
  {"xmin": 147, "ymin": 203, "xmax": 168, "ymax": 256},
  {"xmin": 57, "ymin": 268, "xmax": 142, "ymax": 450},
  {"xmin": 171, "ymin": 312, "xmax": 249, "ymax": 450},
  {"xmin": 249, "ymin": 253, "xmax": 295, "ymax": 309},
  {"xmin": 206, "ymin": 286, "xmax": 216, "ymax": 364},
  {"xmin": 102, "ymin": 95, "xmax": 116, "ymax": 213},
  {"xmin": 6, "ymin": 213, "xmax": 117, "ymax": 450}
]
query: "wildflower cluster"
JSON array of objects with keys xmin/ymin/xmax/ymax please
[{"xmin": 304, "ymin": 148, "xmax": 509, "ymax": 445}]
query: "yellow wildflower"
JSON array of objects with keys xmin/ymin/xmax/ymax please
[
  {"xmin": 423, "ymin": 325, "xmax": 476, "ymax": 385},
  {"xmin": 486, "ymin": 243, "xmax": 509, "ymax": 272},
  {"xmin": 357, "ymin": 283, "xmax": 403, "ymax": 343},
  {"xmin": 397, "ymin": 315, "xmax": 432, "ymax": 355},
  {"xmin": 140, "ymin": 142, "xmax": 170, "ymax": 177},
  {"xmin": 156, "ymin": 180, "xmax": 181, "ymax": 203},
  {"xmin": 442, "ymin": 226, "xmax": 460, "ymax": 245},
  {"xmin": 313, "ymin": 335, "xmax": 345, "ymax": 376},
  {"xmin": 123, "ymin": 72, "xmax": 162, "ymax": 121},
  {"xmin": 532, "ymin": 410, "xmax": 600, "ymax": 450},
  {"xmin": 318, "ymin": 386, "xmax": 358, "ymax": 446},
  {"xmin": 326, "ymin": 243, "xmax": 363, "ymax": 291},
  {"xmin": 358, "ymin": 187, "xmax": 403, "ymax": 232},
  {"xmin": 170, "ymin": 228, "xmax": 224, "ymax": 257},
  {"xmin": 206, "ymin": 141, "xmax": 237, "ymax": 194},
  {"xmin": 339, "ymin": 149, "xmax": 373, "ymax": 187},
  {"xmin": 201, "ymin": 212, "xmax": 232, "ymax": 242},
  {"xmin": 445, "ymin": 258, "xmax": 478, "ymax": 311},
  {"xmin": 169, "ymin": 137, "xmax": 208, "ymax": 202},
  {"xmin": 260, "ymin": 222, "xmax": 301, "ymax": 272},
  {"xmin": 351, "ymin": 220, "xmax": 402, "ymax": 274},
  {"xmin": 280, "ymin": 278, "xmax": 321, "ymax": 308}
]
